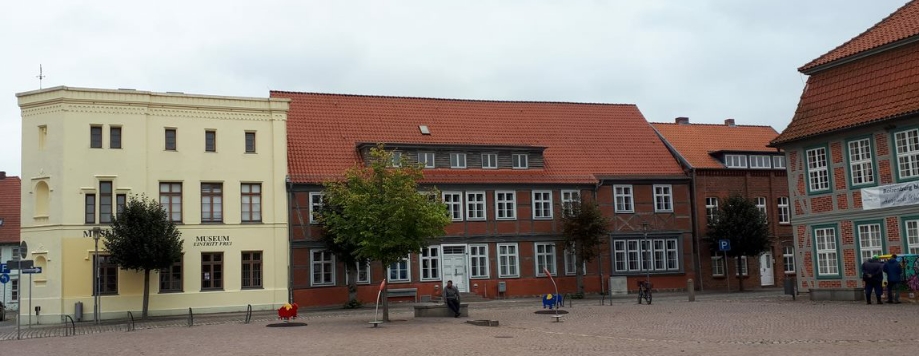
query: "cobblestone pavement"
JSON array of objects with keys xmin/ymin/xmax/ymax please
[{"xmin": 2, "ymin": 292, "xmax": 917, "ymax": 355}]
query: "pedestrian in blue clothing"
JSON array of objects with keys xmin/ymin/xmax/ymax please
[
  {"xmin": 861, "ymin": 257, "xmax": 884, "ymax": 304},
  {"xmin": 883, "ymin": 254, "xmax": 903, "ymax": 304}
]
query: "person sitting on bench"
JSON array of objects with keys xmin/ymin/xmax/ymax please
[{"xmin": 443, "ymin": 280, "xmax": 462, "ymax": 317}]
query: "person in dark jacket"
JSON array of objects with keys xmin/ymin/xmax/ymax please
[
  {"xmin": 861, "ymin": 257, "xmax": 884, "ymax": 304},
  {"xmin": 883, "ymin": 254, "xmax": 903, "ymax": 304},
  {"xmin": 443, "ymin": 280, "xmax": 462, "ymax": 317}
]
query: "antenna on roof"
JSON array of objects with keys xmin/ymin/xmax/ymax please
[{"xmin": 36, "ymin": 64, "xmax": 46, "ymax": 89}]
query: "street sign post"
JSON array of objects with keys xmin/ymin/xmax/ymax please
[
  {"xmin": 20, "ymin": 267, "xmax": 42, "ymax": 274},
  {"xmin": 0, "ymin": 263, "xmax": 9, "ymax": 273},
  {"xmin": 0, "ymin": 273, "xmax": 9, "ymax": 284},
  {"xmin": 718, "ymin": 239, "xmax": 731, "ymax": 252}
]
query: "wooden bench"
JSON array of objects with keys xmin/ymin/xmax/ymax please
[
  {"xmin": 387, "ymin": 288, "xmax": 419, "ymax": 302},
  {"xmin": 413, "ymin": 303, "xmax": 469, "ymax": 317}
]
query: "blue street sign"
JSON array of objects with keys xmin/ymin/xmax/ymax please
[
  {"xmin": 20, "ymin": 267, "xmax": 42, "ymax": 274},
  {"xmin": 718, "ymin": 239, "xmax": 731, "ymax": 252},
  {"xmin": 0, "ymin": 263, "xmax": 8, "ymax": 274},
  {"xmin": 0, "ymin": 273, "xmax": 9, "ymax": 284}
]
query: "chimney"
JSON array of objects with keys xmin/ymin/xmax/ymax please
[
  {"xmin": 724, "ymin": 118, "xmax": 736, "ymax": 127},
  {"xmin": 0, "ymin": 171, "xmax": 5, "ymax": 179},
  {"xmin": 675, "ymin": 117, "xmax": 689, "ymax": 125}
]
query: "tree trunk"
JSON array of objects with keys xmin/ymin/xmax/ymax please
[
  {"xmin": 347, "ymin": 265, "xmax": 358, "ymax": 303},
  {"xmin": 382, "ymin": 280, "xmax": 390, "ymax": 322},
  {"xmin": 576, "ymin": 255, "xmax": 585, "ymax": 295},
  {"xmin": 736, "ymin": 257, "xmax": 745, "ymax": 292},
  {"xmin": 142, "ymin": 269, "xmax": 150, "ymax": 319}
]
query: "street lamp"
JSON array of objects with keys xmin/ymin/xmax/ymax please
[
  {"xmin": 91, "ymin": 226, "xmax": 102, "ymax": 324},
  {"xmin": 642, "ymin": 223, "xmax": 651, "ymax": 286}
]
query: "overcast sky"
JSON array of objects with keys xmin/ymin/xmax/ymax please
[{"xmin": 0, "ymin": 0, "xmax": 909, "ymax": 177}]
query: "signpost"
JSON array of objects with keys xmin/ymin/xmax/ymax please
[
  {"xmin": 17, "ymin": 241, "xmax": 27, "ymax": 340},
  {"xmin": 719, "ymin": 239, "xmax": 731, "ymax": 292}
]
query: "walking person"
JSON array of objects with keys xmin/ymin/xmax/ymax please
[
  {"xmin": 443, "ymin": 280, "xmax": 462, "ymax": 317},
  {"xmin": 861, "ymin": 257, "xmax": 884, "ymax": 304},
  {"xmin": 883, "ymin": 254, "xmax": 903, "ymax": 304}
]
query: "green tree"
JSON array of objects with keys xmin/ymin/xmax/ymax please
[
  {"xmin": 317, "ymin": 199, "xmax": 367, "ymax": 308},
  {"xmin": 706, "ymin": 194, "xmax": 771, "ymax": 291},
  {"xmin": 104, "ymin": 194, "xmax": 183, "ymax": 318},
  {"xmin": 561, "ymin": 196, "xmax": 610, "ymax": 296},
  {"xmin": 320, "ymin": 145, "xmax": 450, "ymax": 321}
]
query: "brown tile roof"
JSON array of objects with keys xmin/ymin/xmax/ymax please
[
  {"xmin": 773, "ymin": 40, "xmax": 919, "ymax": 146},
  {"xmin": 650, "ymin": 122, "xmax": 780, "ymax": 169},
  {"xmin": 0, "ymin": 175, "xmax": 21, "ymax": 244},
  {"xmin": 800, "ymin": 0, "xmax": 919, "ymax": 73},
  {"xmin": 273, "ymin": 92, "xmax": 685, "ymax": 184}
]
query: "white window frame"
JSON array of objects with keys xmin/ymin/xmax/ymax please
[
  {"xmin": 906, "ymin": 219, "xmax": 919, "ymax": 254},
  {"xmin": 535, "ymin": 242, "xmax": 557, "ymax": 276},
  {"xmin": 419, "ymin": 246, "xmax": 441, "ymax": 281},
  {"xmin": 773, "ymin": 156, "xmax": 786, "ymax": 169},
  {"xmin": 561, "ymin": 190, "xmax": 581, "ymax": 217},
  {"xmin": 612, "ymin": 238, "xmax": 680, "ymax": 273},
  {"xmin": 564, "ymin": 247, "xmax": 578, "ymax": 275},
  {"xmin": 532, "ymin": 190, "xmax": 553, "ymax": 219},
  {"xmin": 420, "ymin": 152, "xmax": 436, "ymax": 168},
  {"xmin": 387, "ymin": 255, "xmax": 411, "ymax": 283},
  {"xmin": 749, "ymin": 155, "xmax": 772, "ymax": 169},
  {"xmin": 782, "ymin": 246, "xmax": 795, "ymax": 274},
  {"xmin": 11, "ymin": 279, "xmax": 18, "ymax": 301},
  {"xmin": 309, "ymin": 192, "xmax": 324, "ymax": 224},
  {"xmin": 497, "ymin": 243, "xmax": 520, "ymax": 278},
  {"xmin": 481, "ymin": 153, "xmax": 498, "ymax": 169},
  {"xmin": 806, "ymin": 147, "xmax": 830, "ymax": 192},
  {"xmin": 814, "ymin": 227, "xmax": 839, "ymax": 276},
  {"xmin": 345, "ymin": 262, "xmax": 371, "ymax": 285},
  {"xmin": 734, "ymin": 256, "xmax": 749, "ymax": 276},
  {"xmin": 614, "ymin": 185, "xmax": 634, "ymax": 213},
  {"xmin": 856, "ymin": 223, "xmax": 883, "ymax": 266},
  {"xmin": 711, "ymin": 256, "xmax": 725, "ymax": 277},
  {"xmin": 848, "ymin": 138, "xmax": 874, "ymax": 186},
  {"xmin": 777, "ymin": 197, "xmax": 790, "ymax": 225},
  {"xmin": 310, "ymin": 249, "xmax": 335, "ymax": 286},
  {"xmin": 495, "ymin": 191, "xmax": 516, "ymax": 220},
  {"xmin": 469, "ymin": 244, "xmax": 489, "ymax": 278},
  {"xmin": 725, "ymin": 154, "xmax": 748, "ymax": 168},
  {"xmin": 465, "ymin": 191, "xmax": 486, "ymax": 221},
  {"xmin": 391, "ymin": 151, "xmax": 402, "ymax": 167},
  {"xmin": 894, "ymin": 128, "xmax": 919, "ymax": 180},
  {"xmin": 705, "ymin": 197, "xmax": 718, "ymax": 224},
  {"xmin": 449, "ymin": 153, "xmax": 467, "ymax": 169},
  {"xmin": 653, "ymin": 184, "xmax": 673, "ymax": 212},
  {"xmin": 755, "ymin": 197, "xmax": 767, "ymax": 222},
  {"xmin": 442, "ymin": 191, "xmax": 463, "ymax": 221},
  {"xmin": 512, "ymin": 153, "xmax": 528, "ymax": 169}
]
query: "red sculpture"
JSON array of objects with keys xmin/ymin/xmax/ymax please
[{"xmin": 278, "ymin": 303, "xmax": 299, "ymax": 321}]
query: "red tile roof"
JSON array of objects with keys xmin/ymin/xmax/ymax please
[
  {"xmin": 773, "ymin": 40, "xmax": 919, "ymax": 146},
  {"xmin": 273, "ymin": 92, "xmax": 685, "ymax": 184},
  {"xmin": 0, "ymin": 175, "xmax": 21, "ymax": 244},
  {"xmin": 800, "ymin": 0, "xmax": 919, "ymax": 73},
  {"xmin": 651, "ymin": 122, "xmax": 780, "ymax": 169}
]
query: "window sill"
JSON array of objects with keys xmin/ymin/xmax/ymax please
[
  {"xmin": 245, "ymin": 152, "xmax": 257, "ymax": 154},
  {"xmin": 498, "ymin": 276, "xmax": 520, "ymax": 279},
  {"xmin": 654, "ymin": 210, "xmax": 674, "ymax": 213},
  {"xmin": 310, "ymin": 283, "xmax": 336, "ymax": 287},
  {"xmin": 387, "ymin": 280, "xmax": 411, "ymax": 284},
  {"xmin": 159, "ymin": 290, "xmax": 184, "ymax": 294},
  {"xmin": 240, "ymin": 221, "xmax": 263, "ymax": 224},
  {"xmin": 495, "ymin": 218, "xmax": 517, "ymax": 221},
  {"xmin": 470, "ymin": 276, "xmax": 490, "ymax": 280},
  {"xmin": 200, "ymin": 289, "xmax": 225, "ymax": 292},
  {"xmin": 533, "ymin": 217, "xmax": 553, "ymax": 221},
  {"xmin": 241, "ymin": 286, "xmax": 264, "ymax": 290},
  {"xmin": 779, "ymin": 222, "xmax": 791, "ymax": 225},
  {"xmin": 201, "ymin": 221, "xmax": 225, "ymax": 225}
]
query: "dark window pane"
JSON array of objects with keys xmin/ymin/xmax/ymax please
[
  {"xmin": 205, "ymin": 130, "xmax": 216, "ymax": 152},
  {"xmin": 245, "ymin": 132, "xmax": 256, "ymax": 153},
  {"xmin": 90, "ymin": 126, "xmax": 102, "ymax": 148},
  {"xmin": 110, "ymin": 127, "xmax": 122, "ymax": 149},
  {"xmin": 165, "ymin": 129, "xmax": 177, "ymax": 150}
]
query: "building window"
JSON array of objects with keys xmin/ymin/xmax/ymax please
[
  {"xmin": 390, "ymin": 151, "xmax": 402, "ymax": 167},
  {"xmin": 734, "ymin": 256, "xmax": 749, "ymax": 276},
  {"xmin": 159, "ymin": 183, "xmax": 183, "ymax": 223},
  {"xmin": 465, "ymin": 192, "xmax": 486, "ymax": 220},
  {"xmin": 856, "ymin": 222, "xmax": 883, "ymax": 266},
  {"xmin": 110, "ymin": 126, "xmax": 122, "ymax": 149},
  {"xmin": 755, "ymin": 197, "xmax": 767, "ymax": 222},
  {"xmin": 497, "ymin": 243, "xmax": 519, "ymax": 278},
  {"xmin": 420, "ymin": 246, "xmax": 440, "ymax": 281},
  {"xmin": 201, "ymin": 252, "xmax": 224, "ymax": 290},
  {"xmin": 159, "ymin": 258, "xmax": 183, "ymax": 293},
  {"xmin": 711, "ymin": 256, "xmax": 725, "ymax": 277},
  {"xmin": 116, "ymin": 194, "xmax": 126, "ymax": 216},
  {"xmin": 450, "ymin": 153, "xmax": 466, "ymax": 168},
  {"xmin": 85, "ymin": 194, "xmax": 96, "ymax": 224},
  {"xmin": 482, "ymin": 153, "xmax": 498, "ymax": 169},
  {"xmin": 495, "ymin": 191, "xmax": 516, "ymax": 220},
  {"xmin": 894, "ymin": 128, "xmax": 919, "ymax": 180},
  {"xmin": 346, "ymin": 262, "xmax": 371, "ymax": 285},
  {"xmin": 705, "ymin": 197, "xmax": 718, "ymax": 224},
  {"xmin": 90, "ymin": 125, "xmax": 103, "ymax": 148},
  {"xmin": 806, "ymin": 147, "xmax": 830, "ymax": 192},
  {"xmin": 773, "ymin": 156, "xmax": 786, "ymax": 169},
  {"xmin": 245, "ymin": 131, "xmax": 256, "ymax": 153},
  {"xmin": 532, "ymin": 190, "xmax": 553, "ymax": 219},
  {"xmin": 443, "ymin": 192, "xmax": 463, "ymax": 221},
  {"xmin": 310, "ymin": 249, "xmax": 335, "ymax": 286},
  {"xmin": 11, "ymin": 279, "xmax": 18, "ymax": 301},
  {"xmin": 561, "ymin": 190, "xmax": 581, "ymax": 217},
  {"xmin": 165, "ymin": 128, "xmax": 177, "ymax": 151},
  {"xmin": 535, "ymin": 242, "xmax": 557, "ymax": 276},
  {"xmin": 241, "ymin": 183, "xmax": 261, "ymax": 222},
  {"xmin": 563, "ymin": 247, "xmax": 584, "ymax": 276},
  {"xmin": 906, "ymin": 218, "xmax": 919, "ymax": 254},
  {"xmin": 470, "ymin": 245, "xmax": 489, "ymax": 278},
  {"xmin": 848, "ymin": 138, "xmax": 875, "ymax": 186},
  {"xmin": 38, "ymin": 125, "xmax": 47, "ymax": 151},
  {"xmin": 420, "ymin": 152, "xmax": 435, "ymax": 168},
  {"xmin": 612, "ymin": 238, "xmax": 680, "ymax": 272},
  {"xmin": 205, "ymin": 130, "xmax": 217, "ymax": 152},
  {"xmin": 388, "ymin": 255, "xmax": 411, "ymax": 282},
  {"xmin": 95, "ymin": 255, "xmax": 119, "ymax": 295},
  {"xmin": 614, "ymin": 185, "xmax": 633, "ymax": 213},
  {"xmin": 653, "ymin": 184, "xmax": 673, "ymax": 212},
  {"xmin": 99, "ymin": 181, "xmax": 113, "ymax": 224},
  {"xmin": 512, "ymin": 153, "xmax": 528, "ymax": 169},
  {"xmin": 777, "ymin": 197, "xmax": 790, "ymax": 224},
  {"xmin": 813, "ymin": 227, "xmax": 839, "ymax": 276},
  {"xmin": 309, "ymin": 192, "xmax": 324, "ymax": 224},
  {"xmin": 749, "ymin": 155, "xmax": 771, "ymax": 169},
  {"xmin": 241, "ymin": 251, "xmax": 263, "ymax": 289},
  {"xmin": 724, "ymin": 154, "xmax": 747, "ymax": 168},
  {"xmin": 201, "ymin": 183, "xmax": 223, "ymax": 223},
  {"xmin": 783, "ymin": 246, "xmax": 795, "ymax": 274}
]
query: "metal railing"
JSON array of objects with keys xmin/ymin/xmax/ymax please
[
  {"xmin": 126, "ymin": 311, "xmax": 135, "ymax": 332},
  {"xmin": 244, "ymin": 304, "xmax": 253, "ymax": 324},
  {"xmin": 63, "ymin": 315, "xmax": 76, "ymax": 336}
]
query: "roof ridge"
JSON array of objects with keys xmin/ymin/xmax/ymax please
[
  {"xmin": 270, "ymin": 90, "xmax": 637, "ymax": 107},
  {"xmin": 650, "ymin": 122, "xmax": 776, "ymax": 129}
]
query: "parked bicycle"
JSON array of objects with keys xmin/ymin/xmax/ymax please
[{"xmin": 637, "ymin": 280, "xmax": 652, "ymax": 304}]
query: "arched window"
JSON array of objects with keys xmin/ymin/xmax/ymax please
[{"xmin": 34, "ymin": 181, "xmax": 50, "ymax": 217}]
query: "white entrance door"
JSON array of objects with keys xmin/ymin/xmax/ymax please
[
  {"xmin": 442, "ymin": 245, "xmax": 468, "ymax": 292},
  {"xmin": 759, "ymin": 252, "xmax": 775, "ymax": 286}
]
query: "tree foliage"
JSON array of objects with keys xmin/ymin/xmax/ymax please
[
  {"xmin": 317, "ymin": 199, "xmax": 367, "ymax": 306},
  {"xmin": 561, "ymin": 196, "xmax": 610, "ymax": 295},
  {"xmin": 318, "ymin": 145, "xmax": 451, "ymax": 320},
  {"xmin": 706, "ymin": 194, "xmax": 771, "ymax": 291},
  {"xmin": 105, "ymin": 194, "xmax": 183, "ymax": 318}
]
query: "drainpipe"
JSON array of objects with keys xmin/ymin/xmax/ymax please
[
  {"xmin": 594, "ymin": 180, "xmax": 605, "ymax": 295},
  {"xmin": 689, "ymin": 169, "xmax": 703, "ymax": 292},
  {"xmin": 285, "ymin": 175, "xmax": 294, "ymax": 304}
]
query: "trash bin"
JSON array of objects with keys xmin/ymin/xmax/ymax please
[
  {"xmin": 75, "ymin": 301, "xmax": 83, "ymax": 322},
  {"xmin": 784, "ymin": 276, "xmax": 797, "ymax": 300}
]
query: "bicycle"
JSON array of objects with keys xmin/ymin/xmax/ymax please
[{"xmin": 637, "ymin": 280, "xmax": 652, "ymax": 304}]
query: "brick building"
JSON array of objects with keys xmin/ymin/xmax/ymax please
[
  {"xmin": 0, "ymin": 171, "xmax": 21, "ymax": 310},
  {"xmin": 771, "ymin": 0, "xmax": 919, "ymax": 300},
  {"xmin": 272, "ymin": 91, "xmax": 694, "ymax": 307},
  {"xmin": 652, "ymin": 118, "xmax": 792, "ymax": 292}
]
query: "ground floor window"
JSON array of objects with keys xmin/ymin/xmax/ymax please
[
  {"xmin": 310, "ymin": 249, "xmax": 335, "ymax": 286},
  {"xmin": 813, "ymin": 226, "xmax": 839, "ymax": 276},
  {"xmin": 904, "ymin": 218, "xmax": 919, "ymax": 254},
  {"xmin": 469, "ymin": 245, "xmax": 489, "ymax": 278},
  {"xmin": 11, "ymin": 279, "xmax": 18, "ymax": 301},
  {"xmin": 783, "ymin": 246, "xmax": 795, "ymax": 274},
  {"xmin": 388, "ymin": 255, "xmax": 411, "ymax": 282},
  {"xmin": 612, "ymin": 238, "xmax": 680, "ymax": 273},
  {"xmin": 497, "ymin": 243, "xmax": 519, "ymax": 278},
  {"xmin": 95, "ymin": 255, "xmax": 118, "ymax": 295},
  {"xmin": 733, "ymin": 256, "xmax": 749, "ymax": 276},
  {"xmin": 201, "ymin": 252, "xmax": 224, "ymax": 290},
  {"xmin": 242, "ymin": 251, "xmax": 263, "ymax": 289},
  {"xmin": 346, "ymin": 262, "xmax": 371, "ymax": 285},
  {"xmin": 420, "ymin": 246, "xmax": 440, "ymax": 281},
  {"xmin": 159, "ymin": 258, "xmax": 183, "ymax": 292},
  {"xmin": 535, "ymin": 242, "xmax": 557, "ymax": 276},
  {"xmin": 711, "ymin": 256, "xmax": 724, "ymax": 276}
]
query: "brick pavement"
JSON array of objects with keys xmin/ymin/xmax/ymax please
[{"xmin": 1, "ymin": 291, "xmax": 917, "ymax": 355}]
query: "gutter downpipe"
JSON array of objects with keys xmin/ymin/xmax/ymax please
[
  {"xmin": 594, "ymin": 178, "xmax": 605, "ymax": 296},
  {"xmin": 689, "ymin": 168, "xmax": 703, "ymax": 292}
]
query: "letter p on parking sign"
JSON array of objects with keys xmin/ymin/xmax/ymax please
[{"xmin": 718, "ymin": 239, "xmax": 731, "ymax": 252}]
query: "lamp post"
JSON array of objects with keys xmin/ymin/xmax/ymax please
[
  {"xmin": 91, "ymin": 226, "xmax": 102, "ymax": 324},
  {"xmin": 642, "ymin": 223, "xmax": 651, "ymax": 285}
]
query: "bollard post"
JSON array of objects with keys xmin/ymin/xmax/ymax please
[{"xmin": 687, "ymin": 279, "xmax": 696, "ymax": 302}]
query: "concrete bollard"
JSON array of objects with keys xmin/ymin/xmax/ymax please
[{"xmin": 688, "ymin": 279, "xmax": 696, "ymax": 302}]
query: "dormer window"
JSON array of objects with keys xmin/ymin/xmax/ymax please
[
  {"xmin": 724, "ymin": 154, "xmax": 747, "ymax": 168},
  {"xmin": 420, "ymin": 152, "xmax": 436, "ymax": 168},
  {"xmin": 482, "ymin": 153, "xmax": 498, "ymax": 169},
  {"xmin": 512, "ymin": 153, "xmax": 528, "ymax": 169},
  {"xmin": 450, "ymin": 153, "xmax": 467, "ymax": 168},
  {"xmin": 391, "ymin": 151, "xmax": 402, "ymax": 167},
  {"xmin": 773, "ymin": 156, "xmax": 786, "ymax": 169},
  {"xmin": 749, "ymin": 155, "xmax": 772, "ymax": 169}
]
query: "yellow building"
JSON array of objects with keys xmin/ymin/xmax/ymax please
[{"xmin": 17, "ymin": 86, "xmax": 290, "ymax": 323}]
